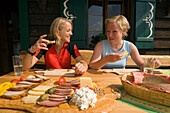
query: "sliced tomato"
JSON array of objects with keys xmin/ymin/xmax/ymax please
[
  {"xmin": 20, "ymin": 76, "xmax": 27, "ymax": 81},
  {"xmin": 10, "ymin": 79, "xmax": 20, "ymax": 84},
  {"xmin": 57, "ymin": 76, "xmax": 66, "ymax": 84}
]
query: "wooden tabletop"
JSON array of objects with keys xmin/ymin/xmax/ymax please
[{"xmin": 0, "ymin": 69, "xmax": 146, "ymax": 113}]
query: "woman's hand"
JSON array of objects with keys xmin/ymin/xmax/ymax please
[
  {"xmin": 29, "ymin": 34, "xmax": 50, "ymax": 53},
  {"xmin": 74, "ymin": 62, "xmax": 86, "ymax": 74},
  {"xmin": 147, "ymin": 58, "xmax": 161, "ymax": 69},
  {"xmin": 105, "ymin": 53, "xmax": 125, "ymax": 62}
]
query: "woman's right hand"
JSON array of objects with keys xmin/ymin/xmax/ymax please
[
  {"xmin": 105, "ymin": 53, "xmax": 125, "ymax": 62},
  {"xmin": 29, "ymin": 34, "xmax": 50, "ymax": 53}
]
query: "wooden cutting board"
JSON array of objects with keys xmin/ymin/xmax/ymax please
[{"xmin": 0, "ymin": 79, "xmax": 119, "ymax": 113}]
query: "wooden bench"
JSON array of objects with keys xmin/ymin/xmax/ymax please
[{"xmin": 20, "ymin": 50, "xmax": 170, "ymax": 68}]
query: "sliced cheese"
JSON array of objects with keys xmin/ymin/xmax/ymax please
[
  {"xmin": 80, "ymin": 77, "xmax": 93, "ymax": 88},
  {"xmin": 120, "ymin": 51, "xmax": 128, "ymax": 55},
  {"xmin": 28, "ymin": 90, "xmax": 44, "ymax": 96},
  {"xmin": 31, "ymin": 85, "xmax": 53, "ymax": 92},
  {"xmin": 21, "ymin": 95, "xmax": 40, "ymax": 104}
]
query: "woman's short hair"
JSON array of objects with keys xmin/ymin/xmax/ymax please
[
  {"xmin": 105, "ymin": 15, "xmax": 130, "ymax": 36},
  {"xmin": 49, "ymin": 17, "xmax": 72, "ymax": 45}
]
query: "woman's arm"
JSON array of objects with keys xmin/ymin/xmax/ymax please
[
  {"xmin": 74, "ymin": 56, "xmax": 88, "ymax": 74},
  {"xmin": 130, "ymin": 43, "xmax": 144, "ymax": 70},
  {"xmin": 89, "ymin": 41, "xmax": 124, "ymax": 69},
  {"xmin": 23, "ymin": 53, "xmax": 38, "ymax": 71},
  {"xmin": 130, "ymin": 43, "xmax": 161, "ymax": 70},
  {"xmin": 23, "ymin": 34, "xmax": 49, "ymax": 71},
  {"xmin": 89, "ymin": 41, "xmax": 106, "ymax": 69}
]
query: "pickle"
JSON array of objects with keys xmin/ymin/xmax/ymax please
[
  {"xmin": 45, "ymin": 87, "xmax": 56, "ymax": 94},
  {"xmin": 37, "ymin": 94, "xmax": 50, "ymax": 102},
  {"xmin": 48, "ymin": 87, "xmax": 57, "ymax": 94}
]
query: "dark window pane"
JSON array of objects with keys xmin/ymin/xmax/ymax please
[
  {"xmin": 108, "ymin": 4, "xmax": 121, "ymax": 16},
  {"xmin": 88, "ymin": 5, "xmax": 103, "ymax": 15},
  {"xmin": 88, "ymin": 16, "xmax": 103, "ymax": 31}
]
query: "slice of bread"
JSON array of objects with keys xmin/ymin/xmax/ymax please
[
  {"xmin": 0, "ymin": 90, "xmax": 28, "ymax": 99},
  {"xmin": 8, "ymin": 84, "xmax": 32, "ymax": 91},
  {"xmin": 142, "ymin": 76, "xmax": 169, "ymax": 83}
]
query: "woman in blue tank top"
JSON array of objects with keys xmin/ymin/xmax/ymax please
[{"xmin": 89, "ymin": 15, "xmax": 161, "ymax": 70}]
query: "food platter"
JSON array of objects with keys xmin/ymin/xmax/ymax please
[{"xmin": 0, "ymin": 74, "xmax": 121, "ymax": 113}]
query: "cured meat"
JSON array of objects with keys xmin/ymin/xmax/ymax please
[
  {"xmin": 49, "ymin": 94, "xmax": 68, "ymax": 98},
  {"xmin": 37, "ymin": 100, "xmax": 67, "ymax": 107},
  {"xmin": 53, "ymin": 88, "xmax": 73, "ymax": 93},
  {"xmin": 48, "ymin": 97, "xmax": 66, "ymax": 102}
]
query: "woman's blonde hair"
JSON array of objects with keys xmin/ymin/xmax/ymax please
[
  {"xmin": 49, "ymin": 17, "xmax": 72, "ymax": 45},
  {"xmin": 105, "ymin": 15, "xmax": 130, "ymax": 36}
]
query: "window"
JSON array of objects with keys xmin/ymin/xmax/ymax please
[{"xmin": 88, "ymin": 0, "xmax": 122, "ymax": 49}]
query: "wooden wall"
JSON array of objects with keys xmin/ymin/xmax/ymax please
[
  {"xmin": 28, "ymin": 0, "xmax": 60, "ymax": 46},
  {"xmin": 27, "ymin": 0, "xmax": 170, "ymax": 55},
  {"xmin": 139, "ymin": 0, "xmax": 170, "ymax": 55}
]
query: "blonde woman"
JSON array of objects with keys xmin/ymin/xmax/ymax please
[
  {"xmin": 89, "ymin": 15, "xmax": 161, "ymax": 69},
  {"xmin": 23, "ymin": 17, "xmax": 88, "ymax": 74}
]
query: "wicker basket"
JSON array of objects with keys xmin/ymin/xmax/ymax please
[{"xmin": 121, "ymin": 74, "xmax": 170, "ymax": 106}]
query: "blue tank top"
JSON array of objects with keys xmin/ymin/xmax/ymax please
[{"xmin": 102, "ymin": 39, "xmax": 131, "ymax": 69}]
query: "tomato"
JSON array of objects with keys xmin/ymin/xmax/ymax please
[
  {"xmin": 86, "ymin": 85, "xmax": 95, "ymax": 92},
  {"xmin": 20, "ymin": 76, "xmax": 27, "ymax": 81},
  {"xmin": 57, "ymin": 76, "xmax": 66, "ymax": 84},
  {"xmin": 74, "ymin": 85, "xmax": 81, "ymax": 91},
  {"xmin": 10, "ymin": 79, "xmax": 20, "ymax": 84}
]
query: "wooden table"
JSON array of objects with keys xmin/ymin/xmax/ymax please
[{"xmin": 0, "ymin": 69, "xmax": 146, "ymax": 113}]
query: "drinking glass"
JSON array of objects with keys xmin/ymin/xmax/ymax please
[
  {"xmin": 143, "ymin": 59, "xmax": 155, "ymax": 74},
  {"xmin": 12, "ymin": 55, "xmax": 23, "ymax": 76}
]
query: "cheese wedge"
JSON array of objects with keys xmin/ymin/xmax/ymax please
[{"xmin": 80, "ymin": 77, "xmax": 93, "ymax": 88}]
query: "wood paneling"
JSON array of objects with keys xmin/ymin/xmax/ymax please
[
  {"xmin": 154, "ymin": 29, "xmax": 170, "ymax": 38},
  {"xmin": 29, "ymin": 14, "xmax": 58, "ymax": 25},
  {"xmin": 154, "ymin": 40, "xmax": 170, "ymax": 48},
  {"xmin": 28, "ymin": 0, "xmax": 60, "ymax": 46},
  {"xmin": 155, "ymin": 18, "xmax": 170, "ymax": 28},
  {"xmin": 28, "ymin": 1, "xmax": 59, "ymax": 14},
  {"xmin": 29, "ymin": 26, "xmax": 50, "ymax": 37}
]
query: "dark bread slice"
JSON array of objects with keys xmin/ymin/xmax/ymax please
[{"xmin": 0, "ymin": 90, "xmax": 28, "ymax": 99}]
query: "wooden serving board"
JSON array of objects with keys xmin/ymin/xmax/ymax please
[
  {"xmin": 103, "ymin": 69, "xmax": 139, "ymax": 75},
  {"xmin": 0, "ymin": 78, "xmax": 119, "ymax": 113},
  {"xmin": 34, "ymin": 69, "xmax": 75, "ymax": 76}
]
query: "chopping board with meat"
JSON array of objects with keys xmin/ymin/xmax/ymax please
[{"xmin": 0, "ymin": 75, "xmax": 121, "ymax": 113}]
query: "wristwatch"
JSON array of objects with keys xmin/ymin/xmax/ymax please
[{"xmin": 27, "ymin": 48, "xmax": 36, "ymax": 56}]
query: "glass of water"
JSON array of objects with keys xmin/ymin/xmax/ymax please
[
  {"xmin": 143, "ymin": 59, "xmax": 155, "ymax": 74},
  {"xmin": 12, "ymin": 55, "xmax": 23, "ymax": 76}
]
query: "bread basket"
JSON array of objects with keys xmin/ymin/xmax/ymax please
[{"xmin": 121, "ymin": 73, "xmax": 170, "ymax": 106}]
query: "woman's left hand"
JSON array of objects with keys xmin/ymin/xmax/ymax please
[
  {"xmin": 74, "ymin": 62, "xmax": 86, "ymax": 74},
  {"xmin": 147, "ymin": 58, "xmax": 161, "ymax": 69}
]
